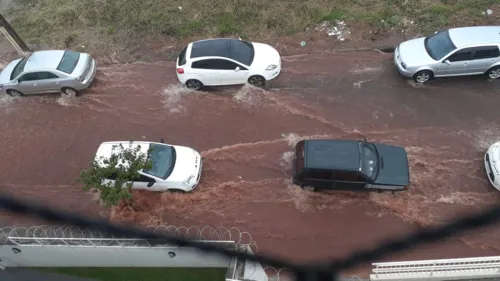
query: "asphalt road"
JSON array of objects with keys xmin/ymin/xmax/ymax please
[{"xmin": 1, "ymin": 50, "xmax": 500, "ymax": 275}]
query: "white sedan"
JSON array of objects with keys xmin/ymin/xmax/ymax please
[
  {"xmin": 176, "ymin": 38, "xmax": 281, "ymax": 90},
  {"xmin": 485, "ymin": 141, "xmax": 500, "ymax": 190},
  {"xmin": 95, "ymin": 140, "xmax": 203, "ymax": 193}
]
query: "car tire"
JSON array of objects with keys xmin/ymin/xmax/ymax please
[
  {"xmin": 6, "ymin": 89, "xmax": 24, "ymax": 97},
  {"xmin": 61, "ymin": 87, "xmax": 80, "ymax": 97},
  {"xmin": 169, "ymin": 189, "xmax": 187, "ymax": 194},
  {"xmin": 248, "ymin": 75, "xmax": 267, "ymax": 88},
  {"xmin": 413, "ymin": 70, "xmax": 433, "ymax": 83},
  {"xmin": 300, "ymin": 185, "xmax": 316, "ymax": 192},
  {"xmin": 486, "ymin": 66, "xmax": 500, "ymax": 80},
  {"xmin": 185, "ymin": 79, "xmax": 203, "ymax": 91}
]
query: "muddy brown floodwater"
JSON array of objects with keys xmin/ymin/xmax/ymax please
[{"xmin": 1, "ymin": 51, "xmax": 500, "ymax": 275}]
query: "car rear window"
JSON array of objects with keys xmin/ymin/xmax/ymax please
[
  {"xmin": 56, "ymin": 51, "xmax": 81, "ymax": 74},
  {"xmin": 178, "ymin": 46, "xmax": 188, "ymax": 66},
  {"xmin": 10, "ymin": 57, "xmax": 29, "ymax": 80},
  {"xmin": 294, "ymin": 141, "xmax": 305, "ymax": 174}
]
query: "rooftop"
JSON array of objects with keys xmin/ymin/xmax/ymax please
[
  {"xmin": 304, "ymin": 139, "xmax": 360, "ymax": 171},
  {"xmin": 448, "ymin": 26, "xmax": 500, "ymax": 48},
  {"xmin": 24, "ymin": 50, "xmax": 65, "ymax": 72},
  {"xmin": 190, "ymin": 38, "xmax": 234, "ymax": 59}
]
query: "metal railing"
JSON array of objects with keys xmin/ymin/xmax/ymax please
[{"xmin": 371, "ymin": 256, "xmax": 500, "ymax": 280}]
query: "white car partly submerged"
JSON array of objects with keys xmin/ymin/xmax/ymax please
[
  {"xmin": 176, "ymin": 38, "xmax": 281, "ymax": 90},
  {"xmin": 95, "ymin": 140, "xmax": 202, "ymax": 192},
  {"xmin": 485, "ymin": 141, "xmax": 500, "ymax": 190}
]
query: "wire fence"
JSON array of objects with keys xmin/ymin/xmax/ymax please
[
  {"xmin": 1, "ymin": 192, "xmax": 500, "ymax": 280},
  {"xmin": 0, "ymin": 225, "xmax": 257, "ymax": 251}
]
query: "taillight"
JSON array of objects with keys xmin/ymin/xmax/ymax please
[{"xmin": 177, "ymin": 68, "xmax": 184, "ymax": 74}]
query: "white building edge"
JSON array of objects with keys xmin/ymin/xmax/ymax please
[{"xmin": 1, "ymin": 225, "xmax": 499, "ymax": 281}]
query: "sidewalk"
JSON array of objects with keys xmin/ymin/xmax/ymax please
[{"xmin": 0, "ymin": 268, "xmax": 99, "ymax": 281}]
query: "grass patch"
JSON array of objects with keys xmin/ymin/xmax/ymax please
[
  {"xmin": 4, "ymin": 0, "xmax": 499, "ymax": 51},
  {"xmin": 34, "ymin": 267, "xmax": 226, "ymax": 281}
]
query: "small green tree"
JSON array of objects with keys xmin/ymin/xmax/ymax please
[{"xmin": 80, "ymin": 142, "xmax": 153, "ymax": 208}]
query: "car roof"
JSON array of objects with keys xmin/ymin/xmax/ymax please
[
  {"xmin": 303, "ymin": 139, "xmax": 360, "ymax": 171},
  {"xmin": 94, "ymin": 141, "xmax": 152, "ymax": 166},
  {"xmin": 190, "ymin": 38, "xmax": 240, "ymax": 59},
  {"xmin": 23, "ymin": 50, "xmax": 66, "ymax": 72},
  {"xmin": 448, "ymin": 26, "xmax": 500, "ymax": 48}
]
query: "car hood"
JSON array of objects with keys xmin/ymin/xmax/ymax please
[
  {"xmin": 397, "ymin": 37, "xmax": 436, "ymax": 67},
  {"xmin": 0, "ymin": 59, "xmax": 21, "ymax": 84},
  {"xmin": 250, "ymin": 42, "xmax": 281, "ymax": 71},
  {"xmin": 167, "ymin": 145, "xmax": 201, "ymax": 182},
  {"xmin": 373, "ymin": 143, "xmax": 410, "ymax": 186}
]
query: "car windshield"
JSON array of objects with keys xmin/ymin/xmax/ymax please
[
  {"xmin": 359, "ymin": 142, "xmax": 379, "ymax": 180},
  {"xmin": 57, "ymin": 51, "xmax": 81, "ymax": 74},
  {"xmin": 424, "ymin": 30, "xmax": 457, "ymax": 60},
  {"xmin": 10, "ymin": 57, "xmax": 29, "ymax": 80},
  {"xmin": 230, "ymin": 40, "xmax": 255, "ymax": 66},
  {"xmin": 144, "ymin": 143, "xmax": 176, "ymax": 179}
]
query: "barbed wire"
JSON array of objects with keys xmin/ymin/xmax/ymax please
[
  {"xmin": 0, "ymin": 225, "xmax": 257, "ymax": 250},
  {"xmin": 1, "ymin": 192, "xmax": 500, "ymax": 280}
]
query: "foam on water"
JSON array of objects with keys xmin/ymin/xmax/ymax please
[
  {"xmin": 160, "ymin": 84, "xmax": 193, "ymax": 114},
  {"xmin": 56, "ymin": 95, "xmax": 78, "ymax": 107},
  {"xmin": 471, "ymin": 125, "xmax": 500, "ymax": 151},
  {"xmin": 233, "ymin": 84, "xmax": 265, "ymax": 106}
]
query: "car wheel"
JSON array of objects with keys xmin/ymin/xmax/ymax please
[
  {"xmin": 300, "ymin": 185, "xmax": 316, "ymax": 192},
  {"xmin": 185, "ymin": 79, "xmax": 203, "ymax": 91},
  {"xmin": 413, "ymin": 70, "xmax": 433, "ymax": 83},
  {"xmin": 248, "ymin": 75, "xmax": 266, "ymax": 88},
  {"xmin": 169, "ymin": 189, "xmax": 187, "ymax": 194},
  {"xmin": 6, "ymin": 89, "xmax": 24, "ymax": 97},
  {"xmin": 486, "ymin": 66, "xmax": 500, "ymax": 80},
  {"xmin": 61, "ymin": 87, "xmax": 80, "ymax": 97}
]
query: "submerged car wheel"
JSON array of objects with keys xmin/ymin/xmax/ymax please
[
  {"xmin": 248, "ymin": 75, "xmax": 266, "ymax": 88},
  {"xmin": 301, "ymin": 185, "xmax": 316, "ymax": 192},
  {"xmin": 61, "ymin": 87, "xmax": 80, "ymax": 97},
  {"xmin": 186, "ymin": 79, "xmax": 203, "ymax": 91},
  {"xmin": 486, "ymin": 66, "xmax": 500, "ymax": 80},
  {"xmin": 169, "ymin": 189, "xmax": 187, "ymax": 194},
  {"xmin": 413, "ymin": 70, "xmax": 433, "ymax": 83},
  {"xmin": 6, "ymin": 89, "xmax": 24, "ymax": 97}
]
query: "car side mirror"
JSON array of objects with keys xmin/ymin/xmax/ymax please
[
  {"xmin": 160, "ymin": 138, "xmax": 165, "ymax": 143},
  {"xmin": 17, "ymin": 79, "xmax": 21, "ymax": 84},
  {"xmin": 235, "ymin": 66, "xmax": 240, "ymax": 72},
  {"xmin": 443, "ymin": 60, "xmax": 451, "ymax": 65},
  {"xmin": 147, "ymin": 179, "xmax": 156, "ymax": 187}
]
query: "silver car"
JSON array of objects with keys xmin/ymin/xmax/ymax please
[
  {"xmin": 0, "ymin": 50, "xmax": 97, "ymax": 97},
  {"xmin": 394, "ymin": 26, "xmax": 500, "ymax": 83}
]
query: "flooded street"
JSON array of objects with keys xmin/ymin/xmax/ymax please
[{"xmin": 1, "ymin": 50, "xmax": 500, "ymax": 274}]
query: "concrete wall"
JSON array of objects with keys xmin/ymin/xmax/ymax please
[{"xmin": 0, "ymin": 244, "xmax": 233, "ymax": 268}]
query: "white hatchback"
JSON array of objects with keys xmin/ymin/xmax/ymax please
[
  {"xmin": 95, "ymin": 140, "xmax": 203, "ymax": 193},
  {"xmin": 176, "ymin": 38, "xmax": 281, "ymax": 90},
  {"xmin": 485, "ymin": 141, "xmax": 500, "ymax": 190}
]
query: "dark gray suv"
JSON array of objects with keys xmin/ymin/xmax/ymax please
[{"xmin": 292, "ymin": 139, "xmax": 410, "ymax": 193}]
